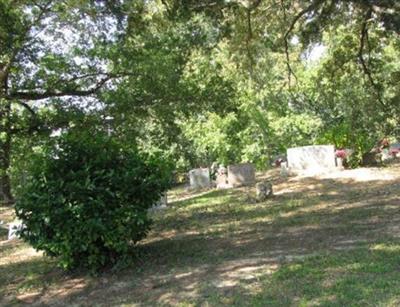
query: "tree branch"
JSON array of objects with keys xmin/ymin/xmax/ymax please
[
  {"xmin": 357, "ymin": 7, "xmax": 387, "ymax": 110},
  {"xmin": 282, "ymin": 0, "xmax": 323, "ymax": 88},
  {"xmin": 6, "ymin": 72, "xmax": 135, "ymax": 101},
  {"xmin": 246, "ymin": 8, "xmax": 254, "ymax": 78},
  {"xmin": 12, "ymin": 100, "xmax": 36, "ymax": 116},
  {"xmin": 7, "ymin": 75, "xmax": 113, "ymax": 101}
]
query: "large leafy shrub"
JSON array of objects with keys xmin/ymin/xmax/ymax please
[{"xmin": 15, "ymin": 131, "xmax": 171, "ymax": 271}]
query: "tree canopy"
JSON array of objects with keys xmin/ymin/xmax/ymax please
[{"xmin": 1, "ymin": 0, "xmax": 399, "ymax": 202}]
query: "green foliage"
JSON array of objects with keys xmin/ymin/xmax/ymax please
[
  {"xmin": 269, "ymin": 112, "xmax": 322, "ymax": 153},
  {"xmin": 15, "ymin": 131, "xmax": 171, "ymax": 271},
  {"xmin": 3, "ymin": 0, "xmax": 400, "ymax": 201},
  {"xmin": 181, "ymin": 112, "xmax": 241, "ymax": 166}
]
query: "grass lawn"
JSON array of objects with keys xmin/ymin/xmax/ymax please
[{"xmin": 1, "ymin": 163, "xmax": 400, "ymax": 306}]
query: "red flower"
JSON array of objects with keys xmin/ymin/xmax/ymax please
[{"xmin": 335, "ymin": 149, "xmax": 347, "ymax": 159}]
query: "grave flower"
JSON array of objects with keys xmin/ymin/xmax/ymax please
[{"xmin": 335, "ymin": 149, "xmax": 347, "ymax": 159}]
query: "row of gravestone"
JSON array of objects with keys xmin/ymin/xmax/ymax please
[
  {"xmin": 189, "ymin": 145, "xmax": 341, "ymax": 190},
  {"xmin": 189, "ymin": 163, "xmax": 256, "ymax": 190}
]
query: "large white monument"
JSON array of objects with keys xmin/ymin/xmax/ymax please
[{"xmin": 287, "ymin": 145, "xmax": 337, "ymax": 175}]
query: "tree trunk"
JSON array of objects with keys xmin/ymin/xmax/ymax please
[{"xmin": 0, "ymin": 99, "xmax": 14, "ymax": 205}]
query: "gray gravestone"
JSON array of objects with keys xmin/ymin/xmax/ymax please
[
  {"xmin": 227, "ymin": 163, "xmax": 255, "ymax": 187},
  {"xmin": 189, "ymin": 168, "xmax": 210, "ymax": 189},
  {"xmin": 216, "ymin": 165, "xmax": 231, "ymax": 189},
  {"xmin": 256, "ymin": 181, "xmax": 273, "ymax": 201},
  {"xmin": 149, "ymin": 193, "xmax": 168, "ymax": 212},
  {"xmin": 287, "ymin": 145, "xmax": 337, "ymax": 174}
]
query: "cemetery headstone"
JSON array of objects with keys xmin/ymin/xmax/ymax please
[
  {"xmin": 189, "ymin": 168, "xmax": 210, "ymax": 189},
  {"xmin": 8, "ymin": 220, "xmax": 24, "ymax": 240},
  {"xmin": 287, "ymin": 145, "xmax": 337, "ymax": 174},
  {"xmin": 227, "ymin": 163, "xmax": 255, "ymax": 187},
  {"xmin": 149, "ymin": 193, "xmax": 168, "ymax": 212},
  {"xmin": 256, "ymin": 181, "xmax": 273, "ymax": 202},
  {"xmin": 216, "ymin": 165, "xmax": 232, "ymax": 189}
]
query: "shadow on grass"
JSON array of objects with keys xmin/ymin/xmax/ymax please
[
  {"xmin": 35, "ymin": 240, "xmax": 400, "ymax": 306},
  {"xmin": 0, "ymin": 256, "xmax": 60, "ymax": 306},
  {"xmin": 1, "ymin": 172, "xmax": 400, "ymax": 306}
]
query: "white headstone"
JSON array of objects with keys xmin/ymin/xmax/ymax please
[
  {"xmin": 227, "ymin": 163, "xmax": 255, "ymax": 187},
  {"xmin": 287, "ymin": 145, "xmax": 337, "ymax": 175},
  {"xmin": 8, "ymin": 220, "xmax": 24, "ymax": 240},
  {"xmin": 189, "ymin": 168, "xmax": 210, "ymax": 189}
]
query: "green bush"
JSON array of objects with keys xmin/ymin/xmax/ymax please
[{"xmin": 15, "ymin": 131, "xmax": 171, "ymax": 271}]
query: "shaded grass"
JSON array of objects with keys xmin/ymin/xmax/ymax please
[{"xmin": 1, "ymin": 164, "xmax": 400, "ymax": 305}]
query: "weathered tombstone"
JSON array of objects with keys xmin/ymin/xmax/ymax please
[
  {"xmin": 256, "ymin": 181, "xmax": 273, "ymax": 202},
  {"xmin": 148, "ymin": 193, "xmax": 167, "ymax": 212},
  {"xmin": 287, "ymin": 145, "xmax": 337, "ymax": 175},
  {"xmin": 189, "ymin": 168, "xmax": 210, "ymax": 189},
  {"xmin": 227, "ymin": 163, "xmax": 255, "ymax": 187},
  {"xmin": 8, "ymin": 220, "xmax": 24, "ymax": 240},
  {"xmin": 216, "ymin": 165, "xmax": 232, "ymax": 189}
]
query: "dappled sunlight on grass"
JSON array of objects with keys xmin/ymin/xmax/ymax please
[
  {"xmin": 0, "ymin": 241, "xmax": 42, "ymax": 266},
  {"xmin": 371, "ymin": 243, "xmax": 400, "ymax": 252},
  {"xmin": 1, "ymin": 163, "xmax": 400, "ymax": 305},
  {"xmin": 250, "ymin": 243, "xmax": 400, "ymax": 306}
]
